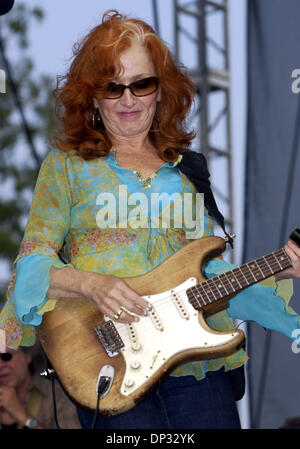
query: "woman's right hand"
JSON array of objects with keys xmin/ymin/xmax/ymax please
[
  {"xmin": 49, "ymin": 266, "xmax": 150, "ymax": 323},
  {"xmin": 80, "ymin": 272, "xmax": 150, "ymax": 324},
  {"xmin": 47, "ymin": 266, "xmax": 151, "ymax": 323}
]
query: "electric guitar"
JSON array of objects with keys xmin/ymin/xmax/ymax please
[{"xmin": 39, "ymin": 229, "xmax": 300, "ymax": 416}]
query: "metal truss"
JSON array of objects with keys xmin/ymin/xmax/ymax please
[{"xmin": 174, "ymin": 0, "xmax": 234, "ymax": 259}]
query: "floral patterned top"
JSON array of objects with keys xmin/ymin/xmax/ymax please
[{"xmin": 0, "ymin": 148, "xmax": 299, "ymax": 380}]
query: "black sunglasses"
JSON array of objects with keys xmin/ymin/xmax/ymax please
[
  {"xmin": 103, "ymin": 76, "xmax": 159, "ymax": 99},
  {"xmin": 0, "ymin": 353, "xmax": 13, "ymax": 362}
]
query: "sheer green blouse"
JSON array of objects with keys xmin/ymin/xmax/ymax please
[{"xmin": 1, "ymin": 148, "xmax": 298, "ymax": 380}]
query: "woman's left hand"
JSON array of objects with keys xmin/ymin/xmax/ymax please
[{"xmin": 276, "ymin": 240, "xmax": 300, "ymax": 280}]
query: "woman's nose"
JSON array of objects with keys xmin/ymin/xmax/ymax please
[{"xmin": 120, "ymin": 87, "xmax": 137, "ymax": 107}]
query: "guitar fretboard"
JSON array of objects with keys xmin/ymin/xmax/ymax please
[{"xmin": 187, "ymin": 248, "xmax": 292, "ymax": 310}]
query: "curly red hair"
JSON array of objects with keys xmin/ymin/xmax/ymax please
[{"xmin": 52, "ymin": 10, "xmax": 196, "ymax": 161}]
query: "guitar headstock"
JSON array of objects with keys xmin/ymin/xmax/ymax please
[{"xmin": 290, "ymin": 229, "xmax": 300, "ymax": 247}]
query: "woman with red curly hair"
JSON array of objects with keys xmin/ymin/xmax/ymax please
[
  {"xmin": 52, "ymin": 10, "xmax": 195, "ymax": 162},
  {"xmin": 1, "ymin": 10, "xmax": 300, "ymax": 430}
]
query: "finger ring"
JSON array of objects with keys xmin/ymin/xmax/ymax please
[{"xmin": 114, "ymin": 307, "xmax": 125, "ymax": 321}]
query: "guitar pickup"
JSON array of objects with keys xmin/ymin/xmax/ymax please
[{"xmin": 94, "ymin": 321, "xmax": 125, "ymax": 357}]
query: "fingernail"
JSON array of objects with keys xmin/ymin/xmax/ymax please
[{"xmin": 134, "ymin": 316, "xmax": 140, "ymax": 322}]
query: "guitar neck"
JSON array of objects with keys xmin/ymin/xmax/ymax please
[{"xmin": 187, "ymin": 248, "xmax": 292, "ymax": 311}]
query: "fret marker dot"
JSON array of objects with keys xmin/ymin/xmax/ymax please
[{"xmin": 218, "ymin": 285, "xmax": 222, "ymax": 288}]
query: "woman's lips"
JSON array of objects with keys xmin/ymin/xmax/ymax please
[{"xmin": 118, "ymin": 110, "xmax": 141, "ymax": 118}]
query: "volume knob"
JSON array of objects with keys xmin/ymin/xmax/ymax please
[
  {"xmin": 131, "ymin": 342, "xmax": 142, "ymax": 352},
  {"xmin": 124, "ymin": 378, "xmax": 135, "ymax": 388},
  {"xmin": 130, "ymin": 360, "xmax": 141, "ymax": 370}
]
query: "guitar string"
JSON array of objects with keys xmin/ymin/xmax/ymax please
[
  {"xmin": 107, "ymin": 250, "xmax": 289, "ymax": 332},
  {"xmin": 115, "ymin": 301, "xmax": 178, "ymax": 340},
  {"xmin": 115, "ymin": 294, "xmax": 245, "ymax": 343},
  {"xmin": 115, "ymin": 304, "xmax": 198, "ymax": 342},
  {"xmin": 111, "ymin": 253, "xmax": 290, "ymax": 343},
  {"xmin": 129, "ymin": 249, "xmax": 290, "ymax": 311},
  {"xmin": 114, "ymin": 252, "xmax": 289, "ymax": 341},
  {"xmin": 108, "ymin": 249, "xmax": 291, "ymax": 345},
  {"xmin": 114, "ymin": 253, "xmax": 290, "ymax": 342},
  {"xmin": 116, "ymin": 307, "xmax": 183, "ymax": 340}
]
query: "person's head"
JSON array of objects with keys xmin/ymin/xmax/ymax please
[
  {"xmin": 53, "ymin": 10, "xmax": 196, "ymax": 161},
  {"xmin": 92, "ymin": 41, "xmax": 162, "ymax": 147},
  {"xmin": 0, "ymin": 347, "xmax": 33, "ymax": 389}
]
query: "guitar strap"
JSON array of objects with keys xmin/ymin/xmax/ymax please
[
  {"xmin": 178, "ymin": 150, "xmax": 245, "ymax": 401},
  {"xmin": 178, "ymin": 150, "xmax": 234, "ymax": 248}
]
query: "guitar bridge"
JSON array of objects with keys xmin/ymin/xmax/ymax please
[{"xmin": 94, "ymin": 321, "xmax": 125, "ymax": 357}]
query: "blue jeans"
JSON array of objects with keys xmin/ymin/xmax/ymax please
[{"xmin": 77, "ymin": 368, "xmax": 241, "ymax": 429}]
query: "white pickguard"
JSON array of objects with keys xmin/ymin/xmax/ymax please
[{"xmin": 105, "ymin": 277, "xmax": 240, "ymax": 397}]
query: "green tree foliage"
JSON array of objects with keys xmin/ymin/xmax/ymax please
[{"xmin": 0, "ymin": 3, "xmax": 57, "ymax": 304}]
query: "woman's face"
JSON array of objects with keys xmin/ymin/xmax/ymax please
[{"xmin": 93, "ymin": 42, "xmax": 161, "ymax": 142}]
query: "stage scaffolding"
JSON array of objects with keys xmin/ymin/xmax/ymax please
[{"xmin": 173, "ymin": 0, "xmax": 235, "ymax": 260}]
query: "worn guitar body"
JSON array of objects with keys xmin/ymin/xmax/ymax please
[{"xmin": 39, "ymin": 236, "xmax": 245, "ymax": 416}]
